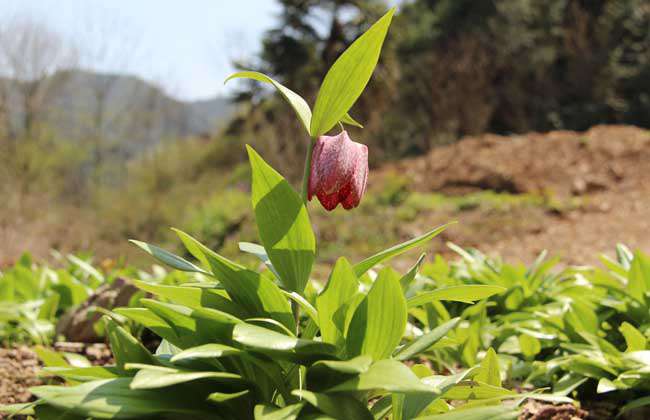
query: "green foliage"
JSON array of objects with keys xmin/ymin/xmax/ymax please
[
  {"xmin": 402, "ymin": 243, "xmax": 650, "ymax": 414},
  {"xmin": 248, "ymin": 146, "xmax": 315, "ymax": 293},
  {"xmin": 0, "ymin": 254, "xmax": 92, "ymax": 345},
  {"xmin": 0, "ymin": 252, "xmax": 204, "ymax": 345},
  {"xmin": 5, "ymin": 142, "xmax": 535, "ymax": 419}
]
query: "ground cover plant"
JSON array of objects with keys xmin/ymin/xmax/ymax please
[
  {"xmin": 0, "ymin": 253, "xmax": 111, "ymax": 346},
  {"xmin": 407, "ymin": 244, "xmax": 650, "ymax": 417},
  {"xmin": 0, "ymin": 252, "xmax": 199, "ymax": 347}
]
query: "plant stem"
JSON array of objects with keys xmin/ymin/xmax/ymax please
[
  {"xmin": 300, "ymin": 139, "xmax": 315, "ymax": 203},
  {"xmin": 293, "ymin": 138, "xmax": 315, "ymax": 334}
]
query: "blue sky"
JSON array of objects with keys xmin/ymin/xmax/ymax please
[{"xmin": 0, "ymin": 0, "xmax": 281, "ymax": 100}]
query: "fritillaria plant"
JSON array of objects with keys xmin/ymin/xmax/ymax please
[{"xmin": 1, "ymin": 8, "xmax": 533, "ymax": 420}]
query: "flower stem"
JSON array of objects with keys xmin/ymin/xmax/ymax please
[
  {"xmin": 293, "ymin": 137, "xmax": 314, "ymax": 333},
  {"xmin": 300, "ymin": 139, "xmax": 315, "ymax": 203}
]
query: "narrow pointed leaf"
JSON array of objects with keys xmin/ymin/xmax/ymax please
[
  {"xmin": 105, "ymin": 318, "xmax": 156, "ymax": 373},
  {"xmin": 129, "ymin": 240, "xmax": 208, "ymax": 274},
  {"xmin": 475, "ymin": 348, "xmax": 501, "ymax": 387},
  {"xmin": 225, "ymin": 71, "xmax": 312, "ymax": 133},
  {"xmin": 408, "ymin": 285, "xmax": 505, "ymax": 307},
  {"xmin": 130, "ymin": 366, "xmax": 243, "ymax": 389},
  {"xmin": 395, "ymin": 318, "xmax": 461, "ymax": 361},
  {"xmin": 354, "ymin": 223, "xmax": 453, "ymax": 277},
  {"xmin": 171, "ymin": 344, "xmax": 242, "ymax": 362},
  {"xmin": 341, "ymin": 113, "xmax": 363, "ymax": 128},
  {"xmin": 310, "ymin": 8, "xmax": 395, "ymax": 136},
  {"xmin": 173, "ymin": 229, "xmax": 295, "ymax": 331}
]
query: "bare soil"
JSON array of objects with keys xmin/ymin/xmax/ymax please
[
  {"xmin": 0, "ymin": 343, "xmax": 112, "ymax": 416},
  {"xmin": 385, "ymin": 125, "xmax": 650, "ymax": 264}
]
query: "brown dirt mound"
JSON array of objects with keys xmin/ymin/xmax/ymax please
[
  {"xmin": 395, "ymin": 125, "xmax": 649, "ymax": 198},
  {"xmin": 383, "ymin": 125, "xmax": 650, "ymax": 263}
]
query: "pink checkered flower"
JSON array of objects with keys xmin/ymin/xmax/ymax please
[{"xmin": 308, "ymin": 131, "xmax": 368, "ymax": 211}]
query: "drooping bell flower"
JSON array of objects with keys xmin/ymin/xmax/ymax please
[{"xmin": 308, "ymin": 130, "xmax": 368, "ymax": 211}]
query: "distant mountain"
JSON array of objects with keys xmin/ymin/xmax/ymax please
[{"xmin": 1, "ymin": 69, "xmax": 236, "ymax": 158}]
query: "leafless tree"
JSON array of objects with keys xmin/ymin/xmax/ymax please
[
  {"xmin": 0, "ymin": 15, "xmax": 79, "ymax": 140},
  {"xmin": 73, "ymin": 7, "xmax": 144, "ymax": 171}
]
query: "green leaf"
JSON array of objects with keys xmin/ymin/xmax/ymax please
[
  {"xmin": 129, "ymin": 365, "xmax": 244, "ymax": 389},
  {"xmin": 395, "ymin": 318, "xmax": 461, "ymax": 361},
  {"xmin": 207, "ymin": 390, "xmax": 249, "ymax": 403},
  {"xmin": 346, "ymin": 267, "xmax": 407, "ymax": 360},
  {"xmin": 104, "ymin": 317, "xmax": 157, "ymax": 372},
  {"xmin": 41, "ymin": 366, "xmax": 120, "ymax": 382},
  {"xmin": 518, "ymin": 334, "xmax": 541, "ymax": 359},
  {"xmin": 292, "ymin": 390, "xmax": 373, "ymax": 420},
  {"xmin": 340, "ymin": 113, "xmax": 363, "ymax": 128},
  {"xmin": 400, "ymin": 253, "xmax": 426, "ymax": 291},
  {"xmin": 141, "ymin": 299, "xmax": 240, "ymax": 346},
  {"xmin": 239, "ymin": 241, "xmax": 280, "ymax": 278},
  {"xmin": 306, "ymin": 356, "xmax": 373, "ymax": 393},
  {"xmin": 317, "ymin": 257, "xmax": 360, "ymax": 346},
  {"xmin": 225, "ymin": 71, "xmax": 312, "ymax": 133},
  {"xmin": 133, "ymin": 280, "xmax": 246, "ymax": 318},
  {"xmin": 475, "ymin": 348, "xmax": 501, "ymax": 387},
  {"xmin": 621, "ymin": 396, "xmax": 650, "ymax": 415},
  {"xmin": 393, "ymin": 364, "xmax": 443, "ymax": 420},
  {"xmin": 233, "ymin": 323, "xmax": 336, "ymax": 363},
  {"xmin": 281, "ymin": 290, "xmax": 319, "ymax": 326},
  {"xmin": 171, "ymin": 344, "xmax": 242, "ymax": 362},
  {"xmin": 0, "ymin": 403, "xmax": 35, "ymax": 416},
  {"xmin": 407, "ymin": 285, "xmax": 505, "ymax": 308},
  {"xmin": 353, "ymin": 223, "xmax": 453, "ymax": 277},
  {"xmin": 67, "ymin": 255, "xmax": 104, "ymax": 283},
  {"xmin": 620, "ymin": 322, "xmax": 647, "ymax": 352},
  {"xmin": 327, "ymin": 359, "xmax": 434, "ymax": 394},
  {"xmin": 38, "ymin": 293, "xmax": 60, "ymax": 320},
  {"xmin": 417, "ymin": 405, "xmax": 520, "ymax": 420},
  {"xmin": 114, "ymin": 308, "xmax": 183, "ymax": 348},
  {"xmin": 254, "ymin": 403, "xmax": 305, "ymax": 420},
  {"xmin": 129, "ymin": 240, "xmax": 208, "ymax": 274},
  {"xmin": 628, "ymin": 251, "xmax": 650, "ymax": 303},
  {"xmin": 34, "ymin": 345, "xmax": 69, "ymax": 368},
  {"xmin": 173, "ymin": 229, "xmax": 295, "ymax": 331},
  {"xmin": 310, "ymin": 8, "xmax": 395, "ymax": 136},
  {"xmin": 441, "ymin": 381, "xmax": 515, "ymax": 400},
  {"xmin": 32, "ymin": 378, "xmax": 216, "ymax": 418},
  {"xmin": 310, "ymin": 355, "xmax": 373, "ymax": 375},
  {"xmin": 247, "ymin": 146, "xmax": 315, "ymax": 294}
]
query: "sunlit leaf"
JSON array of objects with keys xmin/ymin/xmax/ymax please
[
  {"xmin": 354, "ymin": 223, "xmax": 453, "ymax": 277},
  {"xmin": 346, "ymin": 267, "xmax": 407, "ymax": 360},
  {"xmin": 247, "ymin": 146, "xmax": 316, "ymax": 294},
  {"xmin": 225, "ymin": 71, "xmax": 312, "ymax": 133},
  {"xmin": 407, "ymin": 285, "xmax": 505, "ymax": 307},
  {"xmin": 310, "ymin": 8, "xmax": 395, "ymax": 136}
]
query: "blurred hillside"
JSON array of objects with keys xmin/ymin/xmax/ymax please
[{"xmin": 1, "ymin": 69, "xmax": 233, "ymax": 157}]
